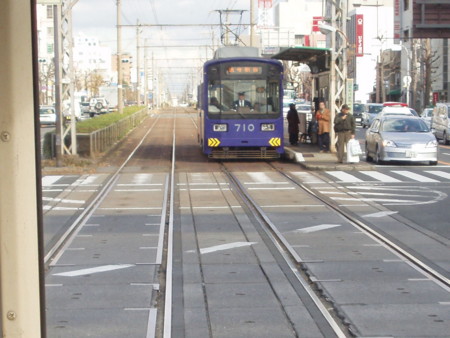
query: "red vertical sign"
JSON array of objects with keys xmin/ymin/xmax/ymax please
[
  {"xmin": 258, "ymin": 0, "xmax": 272, "ymax": 8},
  {"xmin": 312, "ymin": 16, "xmax": 324, "ymax": 32},
  {"xmin": 433, "ymin": 92, "xmax": 439, "ymax": 105},
  {"xmin": 356, "ymin": 14, "xmax": 364, "ymax": 57}
]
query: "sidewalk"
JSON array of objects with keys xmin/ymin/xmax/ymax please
[{"xmin": 283, "ymin": 140, "xmax": 374, "ymax": 171}]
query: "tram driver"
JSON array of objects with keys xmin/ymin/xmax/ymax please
[{"xmin": 232, "ymin": 92, "xmax": 252, "ymax": 110}]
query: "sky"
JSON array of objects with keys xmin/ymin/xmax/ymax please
[{"xmin": 72, "ymin": 0, "xmax": 255, "ymax": 97}]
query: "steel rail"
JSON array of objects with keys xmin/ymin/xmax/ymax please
[
  {"xmin": 221, "ymin": 164, "xmax": 348, "ymax": 338},
  {"xmin": 44, "ymin": 114, "xmax": 161, "ymax": 265},
  {"xmin": 274, "ymin": 166, "xmax": 450, "ymax": 288},
  {"xmin": 163, "ymin": 114, "xmax": 176, "ymax": 338}
]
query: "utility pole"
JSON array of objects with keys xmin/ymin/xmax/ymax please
[
  {"xmin": 54, "ymin": 3, "xmax": 63, "ymax": 165},
  {"xmin": 144, "ymin": 40, "xmax": 148, "ymax": 108},
  {"xmin": 117, "ymin": 0, "xmax": 124, "ymax": 113},
  {"xmin": 136, "ymin": 20, "xmax": 141, "ymax": 105},
  {"xmin": 250, "ymin": 0, "xmax": 255, "ymax": 46},
  {"xmin": 326, "ymin": 0, "xmax": 348, "ymax": 153}
]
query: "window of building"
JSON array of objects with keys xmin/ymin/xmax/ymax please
[
  {"xmin": 47, "ymin": 27, "xmax": 53, "ymax": 36},
  {"xmin": 403, "ymin": 0, "xmax": 409, "ymax": 11},
  {"xmin": 46, "ymin": 5, "xmax": 53, "ymax": 19},
  {"xmin": 47, "ymin": 43, "xmax": 54, "ymax": 54}
]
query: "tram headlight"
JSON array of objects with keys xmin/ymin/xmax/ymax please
[
  {"xmin": 213, "ymin": 124, "xmax": 228, "ymax": 132},
  {"xmin": 261, "ymin": 123, "xmax": 275, "ymax": 131}
]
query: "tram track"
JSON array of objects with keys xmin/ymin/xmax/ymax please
[
  {"xmin": 220, "ymin": 162, "xmax": 348, "ymax": 337},
  {"xmin": 44, "ymin": 114, "xmax": 164, "ymax": 267},
  {"xmin": 270, "ymin": 164, "xmax": 450, "ymax": 288}
]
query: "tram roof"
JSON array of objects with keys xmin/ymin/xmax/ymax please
[{"xmin": 271, "ymin": 46, "xmax": 331, "ymax": 73}]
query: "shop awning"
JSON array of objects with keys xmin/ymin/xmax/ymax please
[{"xmin": 271, "ymin": 46, "xmax": 331, "ymax": 74}]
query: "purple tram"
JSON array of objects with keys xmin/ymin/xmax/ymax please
[{"xmin": 198, "ymin": 48, "xmax": 284, "ymax": 159}]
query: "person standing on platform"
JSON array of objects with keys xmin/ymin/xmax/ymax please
[
  {"xmin": 334, "ymin": 104, "xmax": 356, "ymax": 163},
  {"xmin": 315, "ymin": 101, "xmax": 331, "ymax": 152},
  {"xmin": 286, "ymin": 103, "xmax": 300, "ymax": 145}
]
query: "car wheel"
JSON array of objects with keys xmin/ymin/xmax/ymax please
[
  {"xmin": 375, "ymin": 145, "xmax": 383, "ymax": 164},
  {"xmin": 429, "ymin": 161, "xmax": 438, "ymax": 166},
  {"xmin": 365, "ymin": 142, "xmax": 373, "ymax": 162}
]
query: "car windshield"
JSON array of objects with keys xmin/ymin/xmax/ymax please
[
  {"xmin": 296, "ymin": 105, "xmax": 311, "ymax": 111},
  {"xmin": 381, "ymin": 118, "xmax": 429, "ymax": 133},
  {"xmin": 353, "ymin": 104, "xmax": 365, "ymax": 113},
  {"xmin": 40, "ymin": 107, "xmax": 55, "ymax": 115},
  {"xmin": 368, "ymin": 105, "xmax": 383, "ymax": 114}
]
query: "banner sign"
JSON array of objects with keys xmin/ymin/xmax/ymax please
[
  {"xmin": 394, "ymin": 0, "xmax": 401, "ymax": 43},
  {"xmin": 355, "ymin": 14, "xmax": 364, "ymax": 57},
  {"xmin": 346, "ymin": 78, "xmax": 354, "ymax": 115},
  {"xmin": 312, "ymin": 16, "xmax": 324, "ymax": 33}
]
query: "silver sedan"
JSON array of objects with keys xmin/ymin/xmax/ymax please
[{"xmin": 365, "ymin": 116, "xmax": 438, "ymax": 165}]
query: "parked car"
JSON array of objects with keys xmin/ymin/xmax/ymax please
[
  {"xmin": 89, "ymin": 97, "xmax": 109, "ymax": 116},
  {"xmin": 353, "ymin": 103, "xmax": 366, "ymax": 126},
  {"xmin": 431, "ymin": 102, "xmax": 450, "ymax": 144},
  {"xmin": 365, "ymin": 115, "xmax": 438, "ymax": 165},
  {"xmin": 362, "ymin": 103, "xmax": 383, "ymax": 128},
  {"xmin": 39, "ymin": 105, "xmax": 56, "ymax": 126},
  {"xmin": 420, "ymin": 107, "xmax": 434, "ymax": 128}
]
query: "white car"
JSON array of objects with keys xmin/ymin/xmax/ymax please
[
  {"xmin": 378, "ymin": 106, "xmax": 414, "ymax": 117},
  {"xmin": 421, "ymin": 108, "xmax": 433, "ymax": 128},
  {"xmin": 39, "ymin": 106, "xmax": 56, "ymax": 126},
  {"xmin": 89, "ymin": 97, "xmax": 109, "ymax": 115},
  {"xmin": 431, "ymin": 102, "xmax": 450, "ymax": 144}
]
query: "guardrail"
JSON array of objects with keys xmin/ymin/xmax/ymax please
[{"xmin": 77, "ymin": 108, "xmax": 149, "ymax": 158}]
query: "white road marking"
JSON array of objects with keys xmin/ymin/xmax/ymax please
[
  {"xmin": 424, "ymin": 170, "xmax": 450, "ymax": 180},
  {"xmin": 65, "ymin": 248, "xmax": 85, "ymax": 251},
  {"xmin": 348, "ymin": 191, "xmax": 424, "ymax": 197},
  {"xmin": 42, "ymin": 197, "xmax": 85, "ymax": 204},
  {"xmin": 408, "ymin": 278, "xmax": 430, "ymax": 281},
  {"xmin": 391, "ymin": 170, "xmax": 439, "ymax": 183},
  {"xmin": 117, "ymin": 183, "xmax": 163, "ymax": 186},
  {"xmin": 331, "ymin": 197, "xmax": 420, "ymax": 203},
  {"xmin": 187, "ymin": 242, "xmax": 257, "ymax": 254},
  {"xmin": 42, "ymin": 175, "xmax": 63, "ymax": 186},
  {"xmin": 261, "ymin": 204, "xmax": 325, "ymax": 208},
  {"xmin": 43, "ymin": 206, "xmax": 85, "ymax": 211},
  {"xmin": 248, "ymin": 187, "xmax": 295, "ymax": 190},
  {"xmin": 114, "ymin": 189, "xmax": 162, "ymax": 192},
  {"xmin": 80, "ymin": 175, "xmax": 101, "ymax": 185},
  {"xmin": 132, "ymin": 173, "xmax": 153, "ymax": 185},
  {"xmin": 42, "ymin": 189, "xmax": 64, "ymax": 192},
  {"xmin": 326, "ymin": 171, "xmax": 363, "ymax": 183},
  {"xmin": 247, "ymin": 172, "xmax": 275, "ymax": 183},
  {"xmin": 363, "ymin": 211, "xmax": 399, "ymax": 218},
  {"xmin": 146, "ymin": 308, "xmax": 158, "ymax": 338},
  {"xmin": 76, "ymin": 234, "xmax": 92, "ymax": 237},
  {"xmin": 294, "ymin": 224, "xmax": 342, "ymax": 233},
  {"xmin": 244, "ymin": 182, "xmax": 289, "ymax": 185},
  {"xmin": 140, "ymin": 247, "xmax": 158, "ymax": 250},
  {"xmin": 291, "ymin": 171, "xmax": 325, "ymax": 184},
  {"xmin": 45, "ymin": 284, "xmax": 63, "ymax": 287},
  {"xmin": 98, "ymin": 207, "xmax": 162, "ymax": 210},
  {"xmin": 84, "ymin": 224, "xmax": 100, "ymax": 227},
  {"xmin": 359, "ymin": 171, "xmax": 401, "ymax": 182},
  {"xmin": 53, "ymin": 264, "xmax": 134, "ymax": 277}
]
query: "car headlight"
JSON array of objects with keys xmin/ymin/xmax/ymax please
[
  {"xmin": 426, "ymin": 140, "xmax": 438, "ymax": 148},
  {"xmin": 261, "ymin": 123, "xmax": 275, "ymax": 131},
  {"xmin": 213, "ymin": 124, "xmax": 228, "ymax": 132},
  {"xmin": 382, "ymin": 140, "xmax": 397, "ymax": 147}
]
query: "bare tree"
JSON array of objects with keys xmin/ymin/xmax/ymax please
[
  {"xmin": 282, "ymin": 61, "xmax": 312, "ymax": 100},
  {"xmin": 421, "ymin": 38, "xmax": 440, "ymax": 108}
]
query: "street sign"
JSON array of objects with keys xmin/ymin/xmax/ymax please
[
  {"xmin": 403, "ymin": 75, "xmax": 412, "ymax": 87},
  {"xmin": 346, "ymin": 78, "xmax": 354, "ymax": 115}
]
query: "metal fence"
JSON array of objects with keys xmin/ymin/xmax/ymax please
[{"xmin": 77, "ymin": 108, "xmax": 148, "ymax": 158}]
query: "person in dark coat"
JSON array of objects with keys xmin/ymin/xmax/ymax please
[{"xmin": 286, "ymin": 103, "xmax": 300, "ymax": 145}]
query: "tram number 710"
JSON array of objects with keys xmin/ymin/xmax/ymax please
[{"xmin": 234, "ymin": 123, "xmax": 255, "ymax": 132}]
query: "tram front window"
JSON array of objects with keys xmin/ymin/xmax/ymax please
[{"xmin": 206, "ymin": 62, "xmax": 281, "ymax": 119}]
